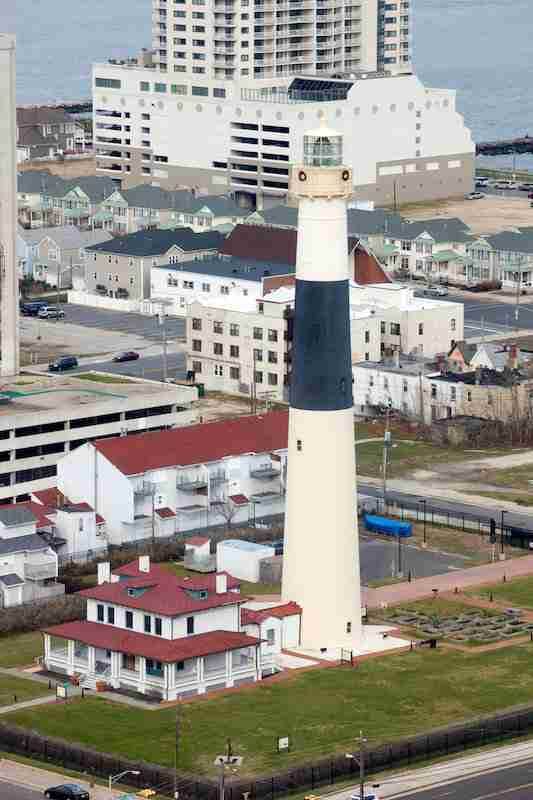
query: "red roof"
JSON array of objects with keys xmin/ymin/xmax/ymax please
[
  {"xmin": 155, "ymin": 507, "xmax": 176, "ymax": 518},
  {"xmin": 241, "ymin": 602, "xmax": 302, "ymax": 626},
  {"xmin": 44, "ymin": 620, "xmax": 260, "ymax": 663},
  {"xmin": 96, "ymin": 514, "xmax": 105, "ymax": 525},
  {"xmin": 185, "ymin": 536, "xmax": 210, "ymax": 547},
  {"xmin": 32, "ymin": 487, "xmax": 62, "ymax": 507},
  {"xmin": 353, "ymin": 244, "xmax": 392, "ymax": 284},
  {"xmin": 94, "ymin": 410, "xmax": 288, "ymax": 476},
  {"xmin": 229, "ymin": 494, "xmax": 249, "ymax": 506},
  {"xmin": 221, "ymin": 224, "xmax": 297, "ymax": 266}
]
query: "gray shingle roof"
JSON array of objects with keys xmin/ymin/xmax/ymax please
[
  {"xmin": 0, "ymin": 534, "xmax": 50, "ymax": 555},
  {"xmin": 250, "ymin": 205, "xmax": 298, "ymax": 228},
  {"xmin": 121, "ymin": 184, "xmax": 194, "ymax": 211},
  {"xmin": 0, "ymin": 573, "xmax": 24, "ymax": 587},
  {"xmin": 0, "ymin": 506, "xmax": 37, "ymax": 526},
  {"xmin": 487, "ymin": 230, "xmax": 533, "ymax": 255},
  {"xmin": 154, "ymin": 255, "xmax": 293, "ymax": 281},
  {"xmin": 17, "ymin": 106, "xmax": 73, "ymax": 126},
  {"xmin": 188, "ymin": 196, "xmax": 248, "ymax": 217},
  {"xmin": 61, "ymin": 176, "xmax": 118, "ymax": 202},
  {"xmin": 18, "ymin": 171, "xmax": 64, "ymax": 195},
  {"xmin": 86, "ymin": 228, "xmax": 225, "ymax": 257},
  {"xmin": 23, "ymin": 226, "xmax": 113, "ymax": 251}
]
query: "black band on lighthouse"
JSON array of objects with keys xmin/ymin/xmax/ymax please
[{"xmin": 290, "ymin": 279, "xmax": 353, "ymax": 411}]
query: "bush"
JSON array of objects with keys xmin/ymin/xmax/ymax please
[{"xmin": 0, "ymin": 595, "xmax": 85, "ymax": 636}]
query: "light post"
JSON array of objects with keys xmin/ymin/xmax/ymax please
[
  {"xmin": 346, "ymin": 731, "xmax": 368, "ymax": 800},
  {"xmin": 500, "ymin": 509, "xmax": 506, "ymax": 555},
  {"xmin": 419, "ymin": 498, "xmax": 427, "ymax": 545},
  {"xmin": 108, "ymin": 769, "xmax": 140, "ymax": 794}
]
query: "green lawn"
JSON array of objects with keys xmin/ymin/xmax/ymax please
[
  {"xmin": 74, "ymin": 373, "xmax": 136, "ymax": 384},
  {"xmin": 8, "ymin": 645, "xmax": 533, "ymax": 777},
  {"xmin": 0, "ymin": 631, "xmax": 43, "ymax": 668},
  {"xmin": 0, "ymin": 675, "xmax": 50, "ymax": 706},
  {"xmin": 162, "ymin": 561, "xmax": 280, "ymax": 597},
  {"xmin": 355, "ymin": 440, "xmax": 475, "ymax": 479},
  {"xmin": 469, "ymin": 575, "xmax": 533, "ymax": 609}
]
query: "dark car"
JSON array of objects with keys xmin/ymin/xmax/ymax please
[
  {"xmin": 113, "ymin": 350, "xmax": 140, "ymax": 363},
  {"xmin": 48, "ymin": 355, "xmax": 78, "ymax": 372},
  {"xmin": 20, "ymin": 301, "xmax": 49, "ymax": 316},
  {"xmin": 270, "ymin": 539, "xmax": 284, "ymax": 555},
  {"xmin": 44, "ymin": 784, "xmax": 90, "ymax": 800}
]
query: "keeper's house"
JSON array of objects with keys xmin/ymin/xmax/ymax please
[{"xmin": 43, "ymin": 555, "xmax": 281, "ymax": 699}]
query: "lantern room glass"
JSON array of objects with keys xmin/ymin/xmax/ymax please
[{"xmin": 303, "ymin": 133, "xmax": 343, "ymax": 167}]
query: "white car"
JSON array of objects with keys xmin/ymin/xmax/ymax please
[
  {"xmin": 424, "ymin": 285, "xmax": 448, "ymax": 297},
  {"xmin": 350, "ymin": 792, "xmax": 380, "ymax": 800}
]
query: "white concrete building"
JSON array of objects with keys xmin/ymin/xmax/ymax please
[
  {"xmin": 185, "ymin": 281, "xmax": 462, "ymax": 400},
  {"xmin": 43, "ymin": 556, "xmax": 278, "ymax": 697},
  {"xmin": 353, "ymin": 355, "xmax": 435, "ymax": 418},
  {"xmin": 217, "ymin": 539, "xmax": 275, "ymax": 583},
  {"xmin": 0, "ymin": 503, "xmax": 63, "ymax": 607},
  {"xmin": 0, "ymin": 373, "xmax": 197, "ymax": 506},
  {"xmin": 57, "ymin": 411, "xmax": 289, "ymax": 545},
  {"xmin": 92, "ymin": 64, "xmax": 474, "ymax": 207},
  {"xmin": 0, "ymin": 34, "xmax": 20, "ymax": 376},
  {"xmin": 241, "ymin": 601, "xmax": 301, "ymax": 658}
]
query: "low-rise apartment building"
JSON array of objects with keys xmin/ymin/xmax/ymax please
[
  {"xmin": 186, "ymin": 283, "xmax": 463, "ymax": 401},
  {"xmin": 57, "ymin": 411, "xmax": 289, "ymax": 543},
  {"xmin": 0, "ymin": 374, "xmax": 197, "ymax": 506},
  {"xmin": 29, "ymin": 226, "xmax": 112, "ymax": 287},
  {"xmin": 43, "ymin": 555, "xmax": 286, "ymax": 697},
  {"xmin": 84, "ymin": 228, "xmax": 224, "ymax": 300}
]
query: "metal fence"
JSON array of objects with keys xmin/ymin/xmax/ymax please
[{"xmin": 3, "ymin": 704, "xmax": 533, "ymax": 799}]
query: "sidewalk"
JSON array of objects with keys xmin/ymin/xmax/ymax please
[
  {"xmin": 363, "ymin": 552, "xmax": 533, "ymax": 608},
  {"xmin": 0, "ymin": 758, "xmax": 126, "ymax": 798}
]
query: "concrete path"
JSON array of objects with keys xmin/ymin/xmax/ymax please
[
  {"xmin": 363, "ymin": 552, "xmax": 533, "ymax": 608},
  {"xmin": 0, "ymin": 694, "xmax": 58, "ymax": 715},
  {"xmin": 0, "ymin": 758, "xmax": 126, "ymax": 798}
]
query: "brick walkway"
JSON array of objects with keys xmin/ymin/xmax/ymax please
[{"xmin": 363, "ymin": 553, "xmax": 533, "ymax": 608}]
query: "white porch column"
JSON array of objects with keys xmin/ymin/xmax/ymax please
[
  {"xmin": 197, "ymin": 656, "xmax": 205, "ymax": 694},
  {"xmin": 140, "ymin": 656, "xmax": 147, "ymax": 693},
  {"xmin": 88, "ymin": 646, "xmax": 96, "ymax": 675},
  {"xmin": 67, "ymin": 640, "xmax": 75, "ymax": 675},
  {"xmin": 225, "ymin": 650, "xmax": 233, "ymax": 688},
  {"xmin": 43, "ymin": 634, "xmax": 50, "ymax": 663},
  {"xmin": 255, "ymin": 645, "xmax": 261, "ymax": 682},
  {"xmin": 168, "ymin": 662, "xmax": 176, "ymax": 691},
  {"xmin": 111, "ymin": 651, "xmax": 120, "ymax": 682}
]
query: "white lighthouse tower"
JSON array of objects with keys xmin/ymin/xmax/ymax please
[{"xmin": 281, "ymin": 122, "xmax": 362, "ymax": 653}]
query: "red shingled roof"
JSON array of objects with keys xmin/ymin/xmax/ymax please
[
  {"xmin": 229, "ymin": 494, "xmax": 249, "ymax": 506},
  {"xmin": 241, "ymin": 602, "xmax": 302, "ymax": 626},
  {"xmin": 44, "ymin": 620, "xmax": 260, "ymax": 663},
  {"xmin": 113, "ymin": 559, "xmax": 240, "ymax": 590},
  {"xmin": 185, "ymin": 536, "xmax": 210, "ymax": 547},
  {"xmin": 32, "ymin": 488, "xmax": 63, "ymax": 507},
  {"xmin": 155, "ymin": 507, "xmax": 176, "ymax": 518},
  {"xmin": 94, "ymin": 410, "xmax": 288, "ymax": 476},
  {"xmin": 353, "ymin": 244, "xmax": 391, "ymax": 284},
  {"xmin": 221, "ymin": 224, "xmax": 297, "ymax": 265}
]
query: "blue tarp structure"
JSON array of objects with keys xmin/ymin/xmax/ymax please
[{"xmin": 364, "ymin": 513, "xmax": 412, "ymax": 538}]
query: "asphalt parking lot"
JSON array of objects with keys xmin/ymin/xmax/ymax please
[
  {"xmin": 461, "ymin": 297, "xmax": 533, "ymax": 338},
  {"xmin": 73, "ymin": 352, "xmax": 186, "ymax": 382},
  {"xmin": 57, "ymin": 304, "xmax": 186, "ymax": 342},
  {"xmin": 360, "ymin": 536, "xmax": 466, "ymax": 584}
]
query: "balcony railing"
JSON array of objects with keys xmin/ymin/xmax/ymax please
[{"xmin": 250, "ymin": 464, "xmax": 281, "ymax": 479}]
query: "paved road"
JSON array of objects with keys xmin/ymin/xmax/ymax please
[
  {"xmin": 73, "ymin": 352, "xmax": 186, "ymax": 382},
  {"xmin": 460, "ymin": 296, "xmax": 533, "ymax": 339},
  {"xmin": 360, "ymin": 536, "xmax": 466, "ymax": 584},
  {"xmin": 398, "ymin": 760, "xmax": 533, "ymax": 799},
  {"xmin": 0, "ymin": 780, "xmax": 41, "ymax": 800},
  {"xmin": 57, "ymin": 303, "xmax": 186, "ymax": 342}
]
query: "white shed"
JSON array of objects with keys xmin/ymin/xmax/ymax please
[
  {"xmin": 217, "ymin": 539, "xmax": 275, "ymax": 583},
  {"xmin": 184, "ymin": 536, "xmax": 211, "ymax": 560}
]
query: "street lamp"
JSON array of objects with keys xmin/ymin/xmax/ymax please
[
  {"xmin": 419, "ymin": 498, "xmax": 427, "ymax": 545},
  {"xmin": 108, "ymin": 769, "xmax": 140, "ymax": 793},
  {"xmin": 346, "ymin": 731, "xmax": 367, "ymax": 800}
]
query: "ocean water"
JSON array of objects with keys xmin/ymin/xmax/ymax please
[{"xmin": 7, "ymin": 0, "xmax": 533, "ymax": 166}]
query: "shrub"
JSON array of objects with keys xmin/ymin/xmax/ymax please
[{"xmin": 0, "ymin": 595, "xmax": 85, "ymax": 636}]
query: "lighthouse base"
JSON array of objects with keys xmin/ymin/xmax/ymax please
[{"xmin": 292, "ymin": 625, "xmax": 408, "ymax": 662}]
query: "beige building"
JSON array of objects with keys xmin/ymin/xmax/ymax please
[
  {"xmin": 84, "ymin": 227, "xmax": 224, "ymax": 300},
  {"xmin": 30, "ymin": 227, "xmax": 112, "ymax": 288}
]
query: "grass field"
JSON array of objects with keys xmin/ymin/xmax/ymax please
[
  {"xmin": 355, "ymin": 440, "xmax": 484, "ymax": 479},
  {"xmin": 8, "ymin": 645, "xmax": 533, "ymax": 777},
  {"xmin": 162, "ymin": 561, "xmax": 280, "ymax": 596},
  {"xmin": 468, "ymin": 575, "xmax": 533, "ymax": 609},
  {"xmin": 75, "ymin": 373, "xmax": 136, "ymax": 384},
  {"xmin": 469, "ymin": 490, "xmax": 533, "ymax": 507},
  {"xmin": 0, "ymin": 675, "xmax": 50, "ymax": 706},
  {"xmin": 0, "ymin": 632, "xmax": 43, "ymax": 668}
]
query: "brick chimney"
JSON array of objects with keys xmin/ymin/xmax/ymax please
[{"xmin": 215, "ymin": 573, "xmax": 228, "ymax": 594}]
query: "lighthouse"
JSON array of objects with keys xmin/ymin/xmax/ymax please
[{"xmin": 281, "ymin": 122, "xmax": 362, "ymax": 653}]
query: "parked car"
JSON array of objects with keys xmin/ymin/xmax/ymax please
[
  {"xmin": 528, "ymin": 192, "xmax": 533, "ymax": 200},
  {"xmin": 38, "ymin": 306, "xmax": 65, "ymax": 319},
  {"xmin": 350, "ymin": 791, "xmax": 379, "ymax": 800},
  {"xmin": 475, "ymin": 179, "xmax": 489, "ymax": 188},
  {"xmin": 423, "ymin": 285, "xmax": 448, "ymax": 297},
  {"xmin": 48, "ymin": 355, "xmax": 78, "ymax": 372},
  {"xmin": 493, "ymin": 181, "xmax": 518, "ymax": 190},
  {"xmin": 44, "ymin": 785, "xmax": 90, "ymax": 800},
  {"xmin": 20, "ymin": 301, "xmax": 48, "ymax": 316},
  {"xmin": 519, "ymin": 183, "xmax": 533, "ymax": 191},
  {"xmin": 113, "ymin": 350, "xmax": 140, "ymax": 363},
  {"xmin": 465, "ymin": 192, "xmax": 485, "ymax": 200},
  {"xmin": 270, "ymin": 539, "xmax": 284, "ymax": 556}
]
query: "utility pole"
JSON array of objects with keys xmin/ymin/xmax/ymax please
[
  {"xmin": 382, "ymin": 402, "xmax": 392, "ymax": 511},
  {"xmin": 500, "ymin": 509, "xmax": 506, "ymax": 555},
  {"xmin": 357, "ymin": 731, "xmax": 367, "ymax": 800},
  {"xmin": 173, "ymin": 706, "xmax": 180, "ymax": 800},
  {"xmin": 159, "ymin": 311, "xmax": 168, "ymax": 382}
]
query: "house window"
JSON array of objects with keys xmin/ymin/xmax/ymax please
[
  {"xmin": 451, "ymin": 318, "xmax": 456, "ymax": 331},
  {"xmin": 146, "ymin": 659, "xmax": 163, "ymax": 675},
  {"xmin": 107, "ymin": 606, "xmax": 115, "ymax": 624},
  {"xmin": 230, "ymin": 366, "xmax": 240, "ymax": 380},
  {"xmin": 97, "ymin": 604, "xmax": 104, "ymax": 622},
  {"xmin": 266, "ymin": 628, "xmax": 275, "ymax": 645},
  {"xmin": 346, "ymin": 621, "xmax": 352, "ymax": 634},
  {"xmin": 451, "ymin": 386, "xmax": 456, "ymax": 401},
  {"xmin": 365, "ymin": 330, "xmax": 370, "ymax": 343},
  {"xmin": 155, "ymin": 617, "xmax": 162, "ymax": 636},
  {"xmin": 254, "ymin": 371, "xmax": 263, "ymax": 384},
  {"xmin": 467, "ymin": 390, "xmax": 472, "ymax": 402},
  {"xmin": 230, "ymin": 323, "xmax": 240, "ymax": 336},
  {"xmin": 192, "ymin": 360, "xmax": 202, "ymax": 374},
  {"xmin": 122, "ymin": 653, "xmax": 136, "ymax": 671},
  {"xmin": 125, "ymin": 610, "xmax": 133, "ymax": 629},
  {"xmin": 268, "ymin": 373, "xmax": 278, "ymax": 386},
  {"xmin": 365, "ymin": 352, "xmax": 370, "ymax": 361},
  {"xmin": 403, "ymin": 379, "xmax": 408, "ymax": 393},
  {"xmin": 213, "ymin": 321, "xmax": 223, "ymax": 334},
  {"xmin": 214, "ymin": 342, "xmax": 223, "ymax": 355},
  {"xmin": 192, "ymin": 318, "xmax": 202, "ymax": 331},
  {"xmin": 202, "ymin": 282, "xmax": 210, "ymax": 292},
  {"xmin": 253, "ymin": 348, "xmax": 263, "ymax": 362},
  {"xmin": 268, "ymin": 329, "xmax": 278, "ymax": 342},
  {"xmin": 390, "ymin": 323, "xmax": 401, "ymax": 335},
  {"xmin": 192, "ymin": 339, "xmax": 202, "ymax": 352},
  {"xmin": 176, "ymin": 660, "xmax": 185, "ymax": 671},
  {"xmin": 144, "ymin": 615, "xmax": 152, "ymax": 633},
  {"xmin": 230, "ymin": 345, "xmax": 239, "ymax": 358},
  {"xmin": 296, "ymin": 439, "xmax": 302, "ymax": 451},
  {"xmin": 220, "ymin": 285, "xmax": 230, "ymax": 295},
  {"xmin": 268, "ymin": 351, "xmax": 278, "ymax": 364},
  {"xmin": 418, "ymin": 323, "xmax": 424, "ymax": 335},
  {"xmin": 253, "ymin": 327, "xmax": 263, "ymax": 340},
  {"xmin": 431, "ymin": 384, "xmax": 437, "ymax": 399},
  {"xmin": 214, "ymin": 364, "xmax": 223, "ymax": 377},
  {"xmin": 187, "ymin": 616, "xmax": 195, "ymax": 634}
]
